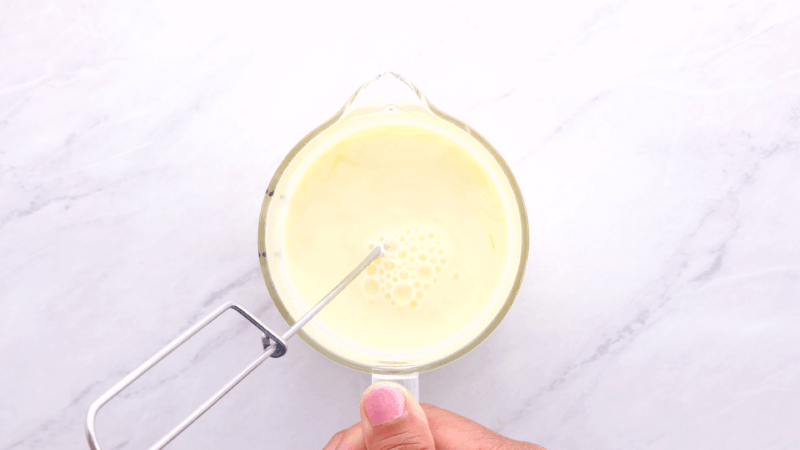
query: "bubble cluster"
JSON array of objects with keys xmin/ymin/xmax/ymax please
[{"xmin": 362, "ymin": 228, "xmax": 450, "ymax": 307}]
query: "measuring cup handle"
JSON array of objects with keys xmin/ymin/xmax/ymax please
[
  {"xmin": 85, "ymin": 301, "xmax": 286, "ymax": 450},
  {"xmin": 371, "ymin": 373, "xmax": 420, "ymax": 401}
]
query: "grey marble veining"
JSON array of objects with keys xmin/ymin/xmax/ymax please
[{"xmin": 2, "ymin": 1, "xmax": 800, "ymax": 449}]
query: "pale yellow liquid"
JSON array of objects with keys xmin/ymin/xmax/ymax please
[{"xmin": 273, "ymin": 111, "xmax": 521, "ymax": 368}]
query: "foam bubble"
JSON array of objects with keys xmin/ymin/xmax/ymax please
[
  {"xmin": 363, "ymin": 228, "xmax": 452, "ymax": 307},
  {"xmin": 418, "ymin": 265, "xmax": 433, "ymax": 280},
  {"xmin": 364, "ymin": 278, "xmax": 379, "ymax": 295},
  {"xmin": 384, "ymin": 237, "xmax": 399, "ymax": 253},
  {"xmin": 393, "ymin": 282, "xmax": 413, "ymax": 302}
]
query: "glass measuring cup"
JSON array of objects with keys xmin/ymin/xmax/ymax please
[
  {"xmin": 258, "ymin": 72, "xmax": 529, "ymax": 394},
  {"xmin": 86, "ymin": 73, "xmax": 528, "ymax": 450}
]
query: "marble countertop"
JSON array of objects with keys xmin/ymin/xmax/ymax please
[{"xmin": 2, "ymin": 1, "xmax": 800, "ymax": 449}]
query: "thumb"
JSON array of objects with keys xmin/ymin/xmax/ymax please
[{"xmin": 359, "ymin": 382, "xmax": 435, "ymax": 450}]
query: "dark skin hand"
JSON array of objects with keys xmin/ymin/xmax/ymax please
[{"xmin": 323, "ymin": 383, "xmax": 545, "ymax": 450}]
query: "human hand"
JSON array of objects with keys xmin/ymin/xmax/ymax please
[{"xmin": 323, "ymin": 382, "xmax": 545, "ymax": 450}]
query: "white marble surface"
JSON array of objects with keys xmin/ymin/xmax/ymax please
[{"xmin": 2, "ymin": 0, "xmax": 800, "ymax": 448}]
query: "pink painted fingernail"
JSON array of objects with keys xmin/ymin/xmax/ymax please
[{"xmin": 364, "ymin": 384, "xmax": 406, "ymax": 425}]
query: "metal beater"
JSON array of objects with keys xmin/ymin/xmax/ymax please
[{"xmin": 86, "ymin": 245, "xmax": 384, "ymax": 450}]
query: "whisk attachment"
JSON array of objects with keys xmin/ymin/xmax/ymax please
[{"xmin": 86, "ymin": 245, "xmax": 384, "ymax": 450}]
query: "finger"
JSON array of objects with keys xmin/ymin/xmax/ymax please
[
  {"xmin": 421, "ymin": 403, "xmax": 499, "ymax": 449},
  {"xmin": 421, "ymin": 403, "xmax": 546, "ymax": 450},
  {"xmin": 359, "ymin": 382, "xmax": 435, "ymax": 450},
  {"xmin": 323, "ymin": 429, "xmax": 346, "ymax": 450},
  {"xmin": 335, "ymin": 422, "xmax": 366, "ymax": 450}
]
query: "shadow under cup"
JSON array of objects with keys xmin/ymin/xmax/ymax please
[{"xmin": 258, "ymin": 76, "xmax": 529, "ymax": 381}]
